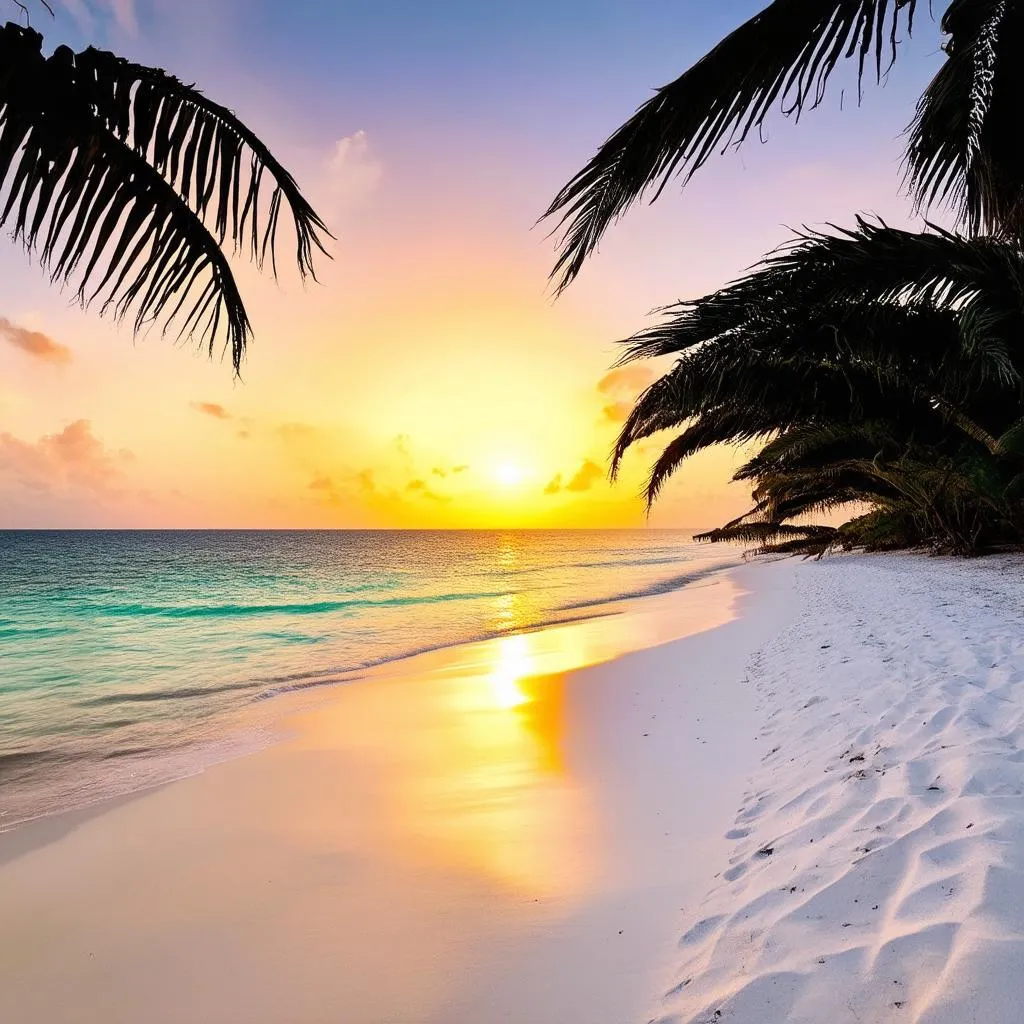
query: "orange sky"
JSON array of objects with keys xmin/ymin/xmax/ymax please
[{"xmin": 0, "ymin": 1, "xmax": 938, "ymax": 529}]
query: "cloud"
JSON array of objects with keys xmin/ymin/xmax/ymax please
[
  {"xmin": 601, "ymin": 400, "xmax": 634, "ymax": 424},
  {"xmin": 598, "ymin": 366, "xmax": 657, "ymax": 396},
  {"xmin": 567, "ymin": 460, "xmax": 604, "ymax": 492},
  {"xmin": 58, "ymin": 0, "xmax": 137, "ymax": 34},
  {"xmin": 95, "ymin": 0, "xmax": 137, "ymax": 33},
  {"xmin": 544, "ymin": 473, "xmax": 563, "ymax": 495},
  {"xmin": 58, "ymin": 0, "xmax": 94, "ymax": 32},
  {"xmin": 325, "ymin": 130, "xmax": 382, "ymax": 213},
  {"xmin": 108, "ymin": 0, "xmax": 137, "ymax": 32},
  {"xmin": 307, "ymin": 473, "xmax": 343, "ymax": 505},
  {"xmin": 276, "ymin": 422, "xmax": 319, "ymax": 445},
  {"xmin": 596, "ymin": 367, "xmax": 655, "ymax": 426},
  {"xmin": 191, "ymin": 401, "xmax": 231, "ymax": 420},
  {"xmin": 406, "ymin": 478, "xmax": 450, "ymax": 502},
  {"xmin": 431, "ymin": 464, "xmax": 470, "ymax": 478},
  {"xmin": 308, "ymin": 467, "xmax": 412, "ymax": 509},
  {"xmin": 307, "ymin": 473, "xmax": 352, "ymax": 508},
  {"xmin": 566, "ymin": 460, "xmax": 605, "ymax": 493},
  {"xmin": 0, "ymin": 420, "xmax": 131, "ymax": 494},
  {"xmin": 0, "ymin": 318, "xmax": 72, "ymax": 365}
]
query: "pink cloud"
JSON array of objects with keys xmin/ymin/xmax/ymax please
[
  {"xmin": 0, "ymin": 318, "xmax": 72, "ymax": 365},
  {"xmin": 0, "ymin": 420, "xmax": 131, "ymax": 494},
  {"xmin": 597, "ymin": 366, "xmax": 656, "ymax": 396},
  {"xmin": 191, "ymin": 401, "xmax": 231, "ymax": 420}
]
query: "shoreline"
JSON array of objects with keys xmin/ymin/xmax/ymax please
[
  {"xmin": 1, "ymin": 562, "xmax": 742, "ymax": 835},
  {"xmin": 12, "ymin": 552, "xmax": 1020, "ymax": 1022},
  {"xmin": 0, "ymin": 561, "xmax": 792, "ymax": 1024}
]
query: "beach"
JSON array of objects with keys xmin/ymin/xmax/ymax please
[
  {"xmin": 5, "ymin": 552, "xmax": 1024, "ymax": 1022},
  {"xmin": 649, "ymin": 552, "xmax": 1024, "ymax": 1024},
  {"xmin": 0, "ymin": 563, "xmax": 780, "ymax": 1024}
]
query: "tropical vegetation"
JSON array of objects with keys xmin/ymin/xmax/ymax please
[
  {"xmin": 0, "ymin": 16, "xmax": 328, "ymax": 371},
  {"xmin": 547, "ymin": 1, "xmax": 1024, "ymax": 556},
  {"xmin": 612, "ymin": 219, "xmax": 1024, "ymax": 555}
]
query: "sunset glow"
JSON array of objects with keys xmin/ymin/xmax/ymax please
[
  {"xmin": 0, "ymin": 1, "xmax": 927, "ymax": 532},
  {"xmin": 492, "ymin": 462, "xmax": 527, "ymax": 488}
]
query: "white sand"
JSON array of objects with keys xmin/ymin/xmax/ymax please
[
  {"xmin": 0, "ymin": 570, "xmax": 791, "ymax": 1024},
  {"xmin": 652, "ymin": 552, "xmax": 1024, "ymax": 1024}
]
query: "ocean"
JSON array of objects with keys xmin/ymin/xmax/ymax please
[{"xmin": 0, "ymin": 529, "xmax": 740, "ymax": 827}]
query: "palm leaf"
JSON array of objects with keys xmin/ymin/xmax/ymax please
[
  {"xmin": 543, "ymin": 0, "xmax": 918, "ymax": 291},
  {"xmin": 997, "ymin": 416, "xmax": 1024, "ymax": 455},
  {"xmin": 72, "ymin": 44, "xmax": 331, "ymax": 277},
  {"xmin": 0, "ymin": 24, "xmax": 330, "ymax": 370},
  {"xmin": 620, "ymin": 219, "xmax": 1024, "ymax": 378},
  {"xmin": 696, "ymin": 521, "xmax": 838, "ymax": 557},
  {"xmin": 905, "ymin": 0, "xmax": 1024, "ymax": 238}
]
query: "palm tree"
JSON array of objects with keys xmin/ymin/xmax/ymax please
[
  {"xmin": 0, "ymin": 20, "xmax": 329, "ymax": 371},
  {"xmin": 612, "ymin": 219, "xmax": 1024, "ymax": 554},
  {"xmin": 544, "ymin": 0, "xmax": 1024, "ymax": 291}
]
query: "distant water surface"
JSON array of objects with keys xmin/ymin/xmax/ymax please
[{"xmin": 0, "ymin": 530, "xmax": 739, "ymax": 825}]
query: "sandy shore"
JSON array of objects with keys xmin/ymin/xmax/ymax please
[
  {"xmin": 9, "ymin": 553, "xmax": 1024, "ymax": 1024},
  {"xmin": 0, "ymin": 567, "xmax": 792, "ymax": 1024},
  {"xmin": 651, "ymin": 552, "xmax": 1024, "ymax": 1024}
]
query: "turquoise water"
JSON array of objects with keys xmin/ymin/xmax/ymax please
[{"xmin": 0, "ymin": 530, "xmax": 739, "ymax": 825}]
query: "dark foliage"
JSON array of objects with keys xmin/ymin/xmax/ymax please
[
  {"xmin": 613, "ymin": 221, "xmax": 1024, "ymax": 556},
  {"xmin": 544, "ymin": 1, "xmax": 1024, "ymax": 291},
  {"xmin": 0, "ymin": 22, "xmax": 330, "ymax": 370}
]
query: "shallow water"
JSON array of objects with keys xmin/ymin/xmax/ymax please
[{"xmin": 0, "ymin": 529, "xmax": 739, "ymax": 825}]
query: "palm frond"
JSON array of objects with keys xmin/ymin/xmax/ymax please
[
  {"xmin": 697, "ymin": 521, "xmax": 839, "ymax": 557},
  {"xmin": 620, "ymin": 219, "xmax": 1024, "ymax": 372},
  {"xmin": 905, "ymin": 0, "xmax": 1024, "ymax": 238},
  {"xmin": 997, "ymin": 416, "xmax": 1024, "ymax": 454},
  {"xmin": 607, "ymin": 219, "xmax": 1024, "ymax": 556},
  {"xmin": 0, "ymin": 24, "xmax": 330, "ymax": 371},
  {"xmin": 72, "ymin": 44, "xmax": 331, "ymax": 277},
  {"xmin": 640, "ymin": 407, "xmax": 775, "ymax": 507},
  {"xmin": 544, "ymin": 0, "xmax": 918, "ymax": 291}
]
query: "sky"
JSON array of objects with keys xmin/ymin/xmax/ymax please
[{"xmin": 0, "ymin": 0, "xmax": 947, "ymax": 528}]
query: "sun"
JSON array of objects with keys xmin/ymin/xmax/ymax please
[{"xmin": 493, "ymin": 461, "xmax": 526, "ymax": 488}]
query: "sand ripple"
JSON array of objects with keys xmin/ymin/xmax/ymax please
[{"xmin": 652, "ymin": 553, "xmax": 1024, "ymax": 1024}]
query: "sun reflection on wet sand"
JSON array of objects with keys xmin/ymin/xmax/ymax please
[
  {"xmin": 488, "ymin": 634, "xmax": 532, "ymax": 708},
  {"xmin": 293, "ymin": 574, "xmax": 742, "ymax": 901},
  {"xmin": 402, "ymin": 628, "xmax": 585, "ymax": 898}
]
